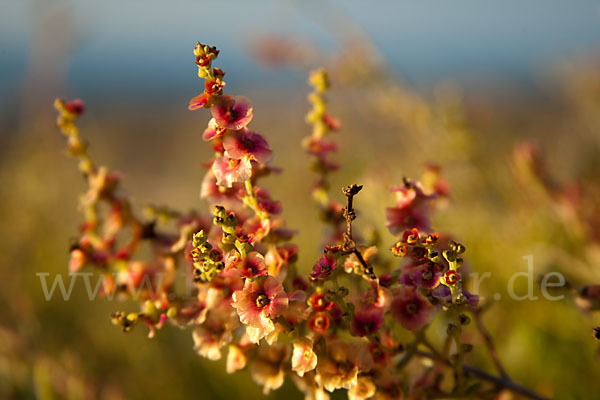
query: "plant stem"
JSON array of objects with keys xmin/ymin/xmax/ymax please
[
  {"xmin": 341, "ymin": 184, "xmax": 376, "ymax": 279},
  {"xmin": 244, "ymin": 179, "xmax": 268, "ymax": 221},
  {"xmin": 416, "ymin": 351, "xmax": 551, "ymax": 400},
  {"xmin": 396, "ymin": 339, "xmax": 419, "ymax": 370},
  {"xmin": 453, "ymin": 326, "xmax": 465, "ymax": 393},
  {"xmin": 472, "ymin": 308, "xmax": 510, "ymax": 379},
  {"xmin": 332, "ymin": 274, "xmax": 350, "ymax": 316}
]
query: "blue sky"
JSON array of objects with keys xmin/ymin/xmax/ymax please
[{"xmin": 2, "ymin": 0, "xmax": 600, "ymax": 100}]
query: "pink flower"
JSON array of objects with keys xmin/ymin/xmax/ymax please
[
  {"xmin": 255, "ymin": 187, "xmax": 282, "ymax": 215},
  {"xmin": 223, "ymin": 129, "xmax": 272, "ymax": 164},
  {"xmin": 232, "ymin": 276, "xmax": 289, "ymax": 343},
  {"xmin": 189, "ymin": 92, "xmax": 210, "ymax": 110},
  {"xmin": 212, "ymin": 155, "xmax": 252, "ymax": 188},
  {"xmin": 368, "ymin": 342, "xmax": 391, "ymax": 366},
  {"xmin": 202, "ymin": 118, "xmax": 226, "ymax": 141},
  {"xmin": 265, "ymin": 243, "xmax": 298, "ymax": 275},
  {"xmin": 390, "ymin": 286, "xmax": 433, "ymax": 331},
  {"xmin": 386, "ymin": 180, "xmax": 435, "ymax": 234},
  {"xmin": 303, "ymin": 136, "xmax": 337, "ymax": 157},
  {"xmin": 385, "ymin": 205, "xmax": 430, "ymax": 235},
  {"xmin": 199, "ymin": 171, "xmax": 244, "ymax": 209},
  {"xmin": 192, "ymin": 304, "xmax": 238, "ymax": 360},
  {"xmin": 242, "ymin": 216, "xmax": 271, "ymax": 243},
  {"xmin": 292, "ymin": 337, "xmax": 318, "ymax": 377},
  {"xmin": 69, "ymin": 248, "xmax": 86, "ymax": 273},
  {"xmin": 310, "ymin": 253, "xmax": 337, "ymax": 281},
  {"xmin": 391, "ymin": 180, "xmax": 430, "ymax": 207},
  {"xmin": 402, "ymin": 262, "xmax": 442, "ymax": 290},
  {"xmin": 211, "ymin": 95, "xmax": 253, "ymax": 130},
  {"xmin": 228, "ymin": 251, "xmax": 268, "ymax": 279},
  {"xmin": 351, "ymin": 305, "xmax": 384, "ymax": 337}
]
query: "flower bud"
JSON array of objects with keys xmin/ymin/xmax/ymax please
[
  {"xmin": 443, "ymin": 249, "xmax": 457, "ymax": 263},
  {"xmin": 213, "ymin": 205, "xmax": 227, "ymax": 219},
  {"xmin": 447, "ymin": 323, "xmax": 459, "ymax": 336},
  {"xmin": 235, "ymin": 239, "xmax": 253, "ymax": 256},
  {"xmin": 223, "ymin": 213, "xmax": 238, "ymax": 227},
  {"xmin": 192, "ymin": 230, "xmax": 207, "ymax": 247},
  {"xmin": 166, "ymin": 307, "xmax": 178, "ymax": 319}
]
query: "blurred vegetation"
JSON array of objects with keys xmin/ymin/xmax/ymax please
[{"xmin": 2, "ymin": 5, "xmax": 600, "ymax": 400}]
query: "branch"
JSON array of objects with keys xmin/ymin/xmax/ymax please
[
  {"xmin": 416, "ymin": 351, "xmax": 551, "ymax": 400},
  {"xmin": 472, "ymin": 308, "xmax": 510, "ymax": 379},
  {"xmin": 341, "ymin": 184, "xmax": 376, "ymax": 279}
]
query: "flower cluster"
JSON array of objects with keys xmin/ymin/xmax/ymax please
[
  {"xmin": 54, "ymin": 98, "xmax": 211, "ymax": 338},
  {"xmin": 54, "ymin": 43, "xmax": 552, "ymax": 400}
]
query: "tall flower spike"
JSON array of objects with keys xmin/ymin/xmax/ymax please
[{"xmin": 303, "ymin": 68, "xmax": 344, "ymax": 242}]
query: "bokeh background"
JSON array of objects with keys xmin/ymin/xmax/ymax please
[{"xmin": 2, "ymin": 0, "xmax": 600, "ymax": 399}]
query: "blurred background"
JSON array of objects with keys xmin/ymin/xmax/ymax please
[{"xmin": 2, "ymin": 0, "xmax": 600, "ymax": 399}]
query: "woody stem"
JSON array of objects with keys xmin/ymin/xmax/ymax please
[
  {"xmin": 341, "ymin": 184, "xmax": 376, "ymax": 279},
  {"xmin": 416, "ymin": 351, "xmax": 551, "ymax": 400}
]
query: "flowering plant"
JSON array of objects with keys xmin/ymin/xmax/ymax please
[{"xmin": 54, "ymin": 42, "xmax": 552, "ymax": 400}]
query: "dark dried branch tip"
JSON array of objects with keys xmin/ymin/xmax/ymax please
[{"xmin": 341, "ymin": 184, "xmax": 376, "ymax": 280}]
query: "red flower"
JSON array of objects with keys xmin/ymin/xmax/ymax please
[
  {"xmin": 308, "ymin": 292, "xmax": 333, "ymax": 312},
  {"xmin": 351, "ymin": 305, "xmax": 384, "ymax": 337},
  {"xmin": 223, "ymin": 129, "xmax": 272, "ymax": 164},
  {"xmin": 323, "ymin": 113, "xmax": 340, "ymax": 131},
  {"xmin": 444, "ymin": 270, "xmax": 461, "ymax": 285},
  {"xmin": 390, "ymin": 286, "xmax": 433, "ymax": 331},
  {"xmin": 205, "ymin": 78, "xmax": 225, "ymax": 96},
  {"xmin": 310, "ymin": 253, "xmax": 337, "ymax": 281},
  {"xmin": 211, "ymin": 95, "xmax": 253, "ymax": 130},
  {"xmin": 307, "ymin": 312, "xmax": 330, "ymax": 335},
  {"xmin": 65, "ymin": 99, "xmax": 85, "ymax": 115},
  {"xmin": 400, "ymin": 228, "xmax": 420, "ymax": 244}
]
